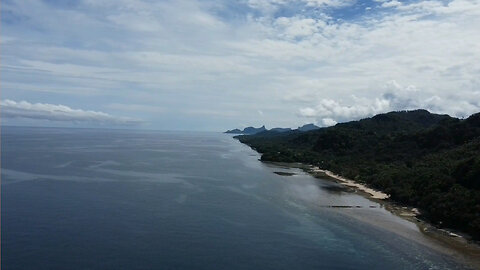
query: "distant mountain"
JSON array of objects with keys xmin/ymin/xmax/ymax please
[
  {"xmin": 270, "ymin": 127, "xmax": 292, "ymax": 133},
  {"xmin": 225, "ymin": 125, "xmax": 267, "ymax": 135},
  {"xmin": 235, "ymin": 109, "xmax": 480, "ymax": 240},
  {"xmin": 243, "ymin": 125, "xmax": 267, "ymax": 135},
  {"xmin": 224, "ymin": 128, "xmax": 243, "ymax": 134},
  {"xmin": 225, "ymin": 123, "xmax": 319, "ymax": 135},
  {"xmin": 298, "ymin": 123, "xmax": 320, "ymax": 132}
]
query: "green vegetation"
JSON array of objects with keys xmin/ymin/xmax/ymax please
[{"xmin": 236, "ymin": 110, "xmax": 480, "ymax": 240}]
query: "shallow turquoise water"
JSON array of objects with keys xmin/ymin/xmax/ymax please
[{"xmin": 1, "ymin": 127, "xmax": 471, "ymax": 269}]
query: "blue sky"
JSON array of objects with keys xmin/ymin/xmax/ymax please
[{"xmin": 2, "ymin": 0, "xmax": 480, "ymax": 131}]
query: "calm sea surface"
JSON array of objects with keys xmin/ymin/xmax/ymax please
[{"xmin": 1, "ymin": 127, "xmax": 472, "ymax": 269}]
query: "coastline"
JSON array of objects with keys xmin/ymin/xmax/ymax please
[
  {"xmin": 262, "ymin": 160, "xmax": 480, "ymax": 269},
  {"xmin": 308, "ymin": 166, "xmax": 391, "ymax": 200}
]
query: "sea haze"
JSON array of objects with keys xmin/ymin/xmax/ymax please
[{"xmin": 1, "ymin": 127, "xmax": 471, "ymax": 270}]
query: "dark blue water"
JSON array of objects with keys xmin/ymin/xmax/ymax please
[{"xmin": 1, "ymin": 127, "xmax": 472, "ymax": 270}]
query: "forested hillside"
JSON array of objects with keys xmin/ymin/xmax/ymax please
[{"xmin": 236, "ymin": 110, "xmax": 480, "ymax": 240}]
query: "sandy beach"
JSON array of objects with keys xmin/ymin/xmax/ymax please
[
  {"xmin": 309, "ymin": 167, "xmax": 391, "ymax": 200},
  {"xmin": 264, "ymin": 161, "xmax": 480, "ymax": 269},
  {"xmin": 306, "ymin": 166, "xmax": 480, "ymax": 269}
]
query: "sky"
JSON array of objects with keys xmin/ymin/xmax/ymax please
[{"xmin": 1, "ymin": 0, "xmax": 480, "ymax": 131}]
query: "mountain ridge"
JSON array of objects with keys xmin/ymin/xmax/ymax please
[{"xmin": 225, "ymin": 123, "xmax": 320, "ymax": 135}]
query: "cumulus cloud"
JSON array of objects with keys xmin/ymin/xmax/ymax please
[
  {"xmin": 299, "ymin": 97, "xmax": 390, "ymax": 125},
  {"xmin": 321, "ymin": 118, "xmax": 338, "ymax": 126},
  {"xmin": 246, "ymin": 0, "xmax": 354, "ymax": 13},
  {"xmin": 299, "ymin": 80, "xmax": 480, "ymax": 126},
  {"xmin": 303, "ymin": 0, "xmax": 356, "ymax": 8},
  {"xmin": 274, "ymin": 17, "xmax": 327, "ymax": 39},
  {"xmin": 381, "ymin": 0, "xmax": 402, "ymax": 8},
  {"xmin": 1, "ymin": 100, "xmax": 142, "ymax": 125}
]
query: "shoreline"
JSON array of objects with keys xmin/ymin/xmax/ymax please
[
  {"xmin": 262, "ymin": 160, "xmax": 480, "ymax": 269},
  {"xmin": 308, "ymin": 166, "xmax": 391, "ymax": 200}
]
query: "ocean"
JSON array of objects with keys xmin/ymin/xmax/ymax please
[{"xmin": 1, "ymin": 126, "xmax": 472, "ymax": 269}]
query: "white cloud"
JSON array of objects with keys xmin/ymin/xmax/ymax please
[
  {"xmin": 298, "ymin": 80, "xmax": 480, "ymax": 124},
  {"xmin": 274, "ymin": 17, "xmax": 327, "ymax": 39},
  {"xmin": 396, "ymin": 0, "xmax": 480, "ymax": 15},
  {"xmin": 298, "ymin": 97, "xmax": 390, "ymax": 123},
  {"xmin": 321, "ymin": 118, "xmax": 337, "ymax": 126},
  {"xmin": 246, "ymin": 0, "xmax": 289, "ymax": 14},
  {"xmin": 1, "ymin": 100, "xmax": 142, "ymax": 125},
  {"xmin": 382, "ymin": 0, "xmax": 402, "ymax": 8},
  {"xmin": 106, "ymin": 103, "xmax": 165, "ymax": 113},
  {"xmin": 303, "ymin": 0, "xmax": 356, "ymax": 8},
  {"xmin": 246, "ymin": 0, "xmax": 356, "ymax": 15}
]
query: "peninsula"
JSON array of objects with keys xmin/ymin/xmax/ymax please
[{"xmin": 234, "ymin": 109, "xmax": 480, "ymax": 241}]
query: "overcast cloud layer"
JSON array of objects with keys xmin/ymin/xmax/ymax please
[{"xmin": 2, "ymin": 0, "xmax": 479, "ymax": 130}]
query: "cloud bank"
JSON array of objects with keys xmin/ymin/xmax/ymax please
[
  {"xmin": 1, "ymin": 100, "xmax": 142, "ymax": 125},
  {"xmin": 299, "ymin": 80, "xmax": 480, "ymax": 126}
]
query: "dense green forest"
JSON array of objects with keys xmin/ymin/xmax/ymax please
[{"xmin": 236, "ymin": 110, "xmax": 480, "ymax": 240}]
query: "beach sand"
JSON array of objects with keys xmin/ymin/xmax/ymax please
[
  {"xmin": 263, "ymin": 161, "xmax": 480, "ymax": 269},
  {"xmin": 309, "ymin": 167, "xmax": 390, "ymax": 200}
]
